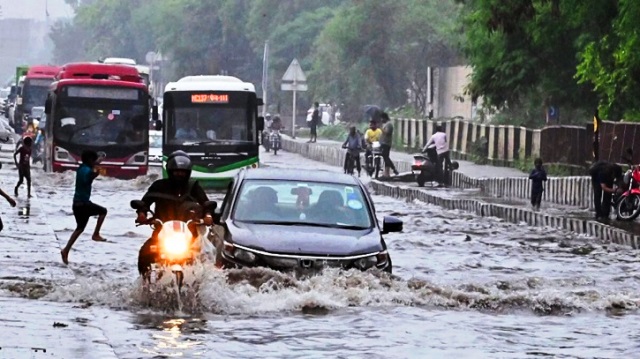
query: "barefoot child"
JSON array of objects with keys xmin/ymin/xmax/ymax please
[
  {"xmin": 61, "ymin": 150, "xmax": 108, "ymax": 265},
  {"xmin": 13, "ymin": 136, "xmax": 33, "ymax": 198}
]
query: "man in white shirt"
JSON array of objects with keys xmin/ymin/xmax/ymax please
[{"xmin": 422, "ymin": 125, "xmax": 452, "ymax": 186}]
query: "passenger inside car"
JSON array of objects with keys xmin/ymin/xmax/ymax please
[
  {"xmin": 236, "ymin": 186, "xmax": 281, "ymax": 221},
  {"xmin": 307, "ymin": 190, "xmax": 354, "ymax": 225}
]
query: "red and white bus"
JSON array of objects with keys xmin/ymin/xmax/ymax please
[
  {"xmin": 15, "ymin": 65, "xmax": 61, "ymax": 126},
  {"xmin": 43, "ymin": 62, "xmax": 156, "ymax": 179}
]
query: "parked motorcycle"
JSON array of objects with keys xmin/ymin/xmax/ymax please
[
  {"xmin": 130, "ymin": 199, "xmax": 217, "ymax": 290},
  {"xmin": 411, "ymin": 147, "xmax": 459, "ymax": 187},
  {"xmin": 270, "ymin": 130, "xmax": 281, "ymax": 155},
  {"xmin": 366, "ymin": 141, "xmax": 384, "ymax": 178},
  {"xmin": 615, "ymin": 162, "xmax": 640, "ymax": 221}
]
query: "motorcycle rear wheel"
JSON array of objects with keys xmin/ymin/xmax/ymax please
[
  {"xmin": 616, "ymin": 194, "xmax": 640, "ymax": 221},
  {"xmin": 374, "ymin": 157, "xmax": 381, "ymax": 179}
]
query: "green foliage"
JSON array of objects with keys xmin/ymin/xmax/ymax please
[{"xmin": 468, "ymin": 137, "xmax": 488, "ymax": 164}]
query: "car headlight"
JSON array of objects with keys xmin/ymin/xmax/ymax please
[
  {"xmin": 354, "ymin": 256, "xmax": 377, "ymax": 270},
  {"xmin": 354, "ymin": 251, "xmax": 389, "ymax": 270},
  {"xmin": 234, "ymin": 248, "xmax": 256, "ymax": 263},
  {"xmin": 222, "ymin": 241, "xmax": 257, "ymax": 263}
]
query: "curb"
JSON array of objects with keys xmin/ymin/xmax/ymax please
[{"xmin": 280, "ymin": 137, "xmax": 640, "ymax": 248}]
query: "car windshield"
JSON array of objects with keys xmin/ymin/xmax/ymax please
[{"xmin": 233, "ymin": 179, "xmax": 372, "ymax": 229}]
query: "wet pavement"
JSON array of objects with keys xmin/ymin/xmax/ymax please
[{"xmin": 0, "ymin": 147, "xmax": 639, "ymax": 357}]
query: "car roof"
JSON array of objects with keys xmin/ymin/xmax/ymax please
[{"xmin": 241, "ymin": 168, "xmax": 360, "ymax": 185}]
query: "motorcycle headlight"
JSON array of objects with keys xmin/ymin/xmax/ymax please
[{"xmin": 159, "ymin": 231, "xmax": 191, "ymax": 259}]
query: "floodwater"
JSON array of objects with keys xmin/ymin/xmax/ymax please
[{"xmin": 3, "ymin": 149, "xmax": 640, "ymax": 358}]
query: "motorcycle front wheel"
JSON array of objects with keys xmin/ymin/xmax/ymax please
[{"xmin": 616, "ymin": 194, "xmax": 640, "ymax": 221}]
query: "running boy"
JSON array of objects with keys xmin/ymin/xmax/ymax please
[
  {"xmin": 13, "ymin": 136, "xmax": 33, "ymax": 197},
  {"xmin": 61, "ymin": 150, "xmax": 108, "ymax": 265}
]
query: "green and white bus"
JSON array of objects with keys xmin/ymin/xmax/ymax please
[{"xmin": 161, "ymin": 75, "xmax": 264, "ymax": 188}]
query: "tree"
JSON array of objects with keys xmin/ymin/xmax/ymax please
[{"xmin": 576, "ymin": 0, "xmax": 640, "ymax": 121}]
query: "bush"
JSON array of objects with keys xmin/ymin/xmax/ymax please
[{"xmin": 468, "ymin": 137, "xmax": 489, "ymax": 164}]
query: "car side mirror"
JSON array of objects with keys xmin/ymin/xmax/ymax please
[
  {"xmin": 381, "ymin": 216, "xmax": 403, "ymax": 234},
  {"xmin": 130, "ymin": 200, "xmax": 147, "ymax": 211},
  {"xmin": 257, "ymin": 116, "xmax": 265, "ymax": 132}
]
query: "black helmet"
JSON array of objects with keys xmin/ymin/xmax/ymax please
[{"xmin": 166, "ymin": 150, "xmax": 192, "ymax": 183}]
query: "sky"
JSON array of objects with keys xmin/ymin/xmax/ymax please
[{"xmin": 0, "ymin": 0, "xmax": 73, "ymax": 21}]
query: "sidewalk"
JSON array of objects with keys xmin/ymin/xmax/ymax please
[
  {"xmin": 288, "ymin": 136, "xmax": 526, "ymax": 179},
  {"xmin": 284, "ymin": 135, "xmax": 640, "ymax": 239},
  {"xmin": 0, "ymin": 168, "xmax": 118, "ymax": 358}
]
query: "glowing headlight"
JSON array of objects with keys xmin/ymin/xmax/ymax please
[
  {"xmin": 158, "ymin": 220, "xmax": 193, "ymax": 259},
  {"xmin": 161, "ymin": 233, "xmax": 190, "ymax": 257}
]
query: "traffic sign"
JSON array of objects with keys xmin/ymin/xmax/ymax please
[
  {"xmin": 281, "ymin": 83, "xmax": 308, "ymax": 91},
  {"xmin": 282, "ymin": 58, "xmax": 307, "ymax": 83}
]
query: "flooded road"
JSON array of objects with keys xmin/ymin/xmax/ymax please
[{"xmin": 4, "ymin": 148, "xmax": 640, "ymax": 358}]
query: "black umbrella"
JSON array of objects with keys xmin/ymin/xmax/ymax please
[{"xmin": 363, "ymin": 105, "xmax": 382, "ymax": 122}]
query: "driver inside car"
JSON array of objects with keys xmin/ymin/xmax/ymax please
[{"xmin": 135, "ymin": 150, "xmax": 214, "ymax": 275}]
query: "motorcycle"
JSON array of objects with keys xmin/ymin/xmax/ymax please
[
  {"xmin": 130, "ymin": 199, "xmax": 217, "ymax": 290},
  {"xmin": 615, "ymin": 162, "xmax": 640, "ymax": 221},
  {"xmin": 411, "ymin": 147, "xmax": 459, "ymax": 187},
  {"xmin": 270, "ymin": 130, "xmax": 281, "ymax": 155},
  {"xmin": 366, "ymin": 141, "xmax": 384, "ymax": 178},
  {"xmin": 342, "ymin": 147, "xmax": 360, "ymax": 175}
]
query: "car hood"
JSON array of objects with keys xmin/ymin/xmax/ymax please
[{"xmin": 227, "ymin": 221, "xmax": 384, "ymax": 256}]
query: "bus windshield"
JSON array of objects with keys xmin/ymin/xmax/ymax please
[
  {"xmin": 53, "ymin": 97, "xmax": 149, "ymax": 147},
  {"xmin": 164, "ymin": 91, "xmax": 255, "ymax": 145},
  {"xmin": 24, "ymin": 79, "xmax": 53, "ymax": 107}
]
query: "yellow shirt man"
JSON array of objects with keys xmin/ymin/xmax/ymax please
[{"xmin": 364, "ymin": 128, "xmax": 382, "ymax": 144}]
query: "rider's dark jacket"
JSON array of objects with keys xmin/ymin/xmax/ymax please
[{"xmin": 139, "ymin": 178, "xmax": 210, "ymax": 223}]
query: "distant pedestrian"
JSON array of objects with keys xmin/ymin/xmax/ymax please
[
  {"xmin": 588, "ymin": 160, "xmax": 624, "ymax": 220},
  {"xmin": 61, "ymin": 150, "xmax": 108, "ymax": 265},
  {"xmin": 13, "ymin": 136, "xmax": 33, "ymax": 198},
  {"xmin": 528, "ymin": 158, "xmax": 547, "ymax": 211},
  {"xmin": 379, "ymin": 112, "xmax": 399, "ymax": 177},
  {"xmin": 0, "ymin": 188, "xmax": 17, "ymax": 232},
  {"xmin": 423, "ymin": 125, "xmax": 452, "ymax": 186},
  {"xmin": 308, "ymin": 102, "xmax": 319, "ymax": 143}
]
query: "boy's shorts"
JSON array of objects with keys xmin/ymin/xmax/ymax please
[{"xmin": 72, "ymin": 201, "xmax": 107, "ymax": 231}]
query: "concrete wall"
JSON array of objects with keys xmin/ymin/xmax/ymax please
[{"xmin": 280, "ymin": 137, "xmax": 639, "ymax": 247}]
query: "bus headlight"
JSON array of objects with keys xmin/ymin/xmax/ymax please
[
  {"xmin": 126, "ymin": 151, "xmax": 147, "ymax": 165},
  {"xmin": 54, "ymin": 146, "xmax": 77, "ymax": 163}
]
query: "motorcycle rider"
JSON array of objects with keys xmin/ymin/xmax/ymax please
[
  {"xmin": 423, "ymin": 125, "xmax": 452, "ymax": 186},
  {"xmin": 135, "ymin": 150, "xmax": 214, "ymax": 275},
  {"xmin": 363, "ymin": 120, "xmax": 382, "ymax": 172},
  {"xmin": 588, "ymin": 160, "xmax": 624, "ymax": 220}
]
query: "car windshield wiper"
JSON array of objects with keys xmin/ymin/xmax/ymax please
[{"xmin": 182, "ymin": 139, "xmax": 225, "ymax": 145}]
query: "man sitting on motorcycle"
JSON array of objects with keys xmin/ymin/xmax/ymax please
[
  {"xmin": 363, "ymin": 120, "xmax": 382, "ymax": 170},
  {"xmin": 135, "ymin": 150, "xmax": 214, "ymax": 275}
]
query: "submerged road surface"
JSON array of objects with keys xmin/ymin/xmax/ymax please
[{"xmin": 0, "ymin": 147, "xmax": 639, "ymax": 358}]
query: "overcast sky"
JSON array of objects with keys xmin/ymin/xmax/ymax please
[{"xmin": 1, "ymin": 0, "xmax": 73, "ymax": 21}]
